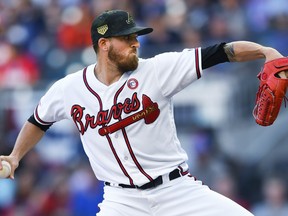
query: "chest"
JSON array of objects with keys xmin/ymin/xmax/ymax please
[{"xmin": 67, "ymin": 74, "xmax": 165, "ymax": 136}]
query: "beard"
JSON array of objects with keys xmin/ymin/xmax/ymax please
[{"xmin": 108, "ymin": 45, "xmax": 139, "ymax": 73}]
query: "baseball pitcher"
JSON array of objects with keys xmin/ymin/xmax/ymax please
[{"xmin": 1, "ymin": 10, "xmax": 288, "ymax": 216}]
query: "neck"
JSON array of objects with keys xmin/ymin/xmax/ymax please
[{"xmin": 94, "ymin": 58, "xmax": 123, "ymax": 86}]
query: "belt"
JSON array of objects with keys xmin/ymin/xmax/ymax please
[{"xmin": 105, "ymin": 167, "xmax": 188, "ymax": 190}]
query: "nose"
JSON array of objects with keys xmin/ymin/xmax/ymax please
[{"xmin": 131, "ymin": 38, "xmax": 140, "ymax": 48}]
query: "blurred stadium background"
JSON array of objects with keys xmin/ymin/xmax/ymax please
[{"xmin": 0, "ymin": 0, "xmax": 288, "ymax": 215}]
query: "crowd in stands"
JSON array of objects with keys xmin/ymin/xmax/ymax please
[{"xmin": 1, "ymin": 0, "xmax": 288, "ymax": 215}]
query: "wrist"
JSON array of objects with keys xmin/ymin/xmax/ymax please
[
  {"xmin": 262, "ymin": 47, "xmax": 283, "ymax": 62},
  {"xmin": 9, "ymin": 152, "xmax": 21, "ymax": 163}
]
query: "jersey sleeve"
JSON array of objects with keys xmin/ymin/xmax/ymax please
[
  {"xmin": 201, "ymin": 43, "xmax": 229, "ymax": 69},
  {"xmin": 153, "ymin": 48, "xmax": 202, "ymax": 98},
  {"xmin": 28, "ymin": 114, "xmax": 52, "ymax": 131},
  {"xmin": 34, "ymin": 78, "xmax": 68, "ymax": 126}
]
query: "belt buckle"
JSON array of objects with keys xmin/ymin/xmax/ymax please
[
  {"xmin": 139, "ymin": 175, "xmax": 163, "ymax": 189},
  {"xmin": 153, "ymin": 175, "xmax": 163, "ymax": 187}
]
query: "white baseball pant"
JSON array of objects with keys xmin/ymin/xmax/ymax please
[{"xmin": 96, "ymin": 175, "xmax": 254, "ymax": 216}]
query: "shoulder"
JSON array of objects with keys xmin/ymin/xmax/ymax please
[
  {"xmin": 47, "ymin": 65, "xmax": 92, "ymax": 91},
  {"xmin": 138, "ymin": 48, "xmax": 198, "ymax": 64},
  {"xmin": 156, "ymin": 49, "xmax": 199, "ymax": 63},
  {"xmin": 64, "ymin": 67, "xmax": 87, "ymax": 81},
  {"xmin": 62, "ymin": 64, "xmax": 95, "ymax": 83}
]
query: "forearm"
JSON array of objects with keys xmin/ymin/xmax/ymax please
[
  {"xmin": 224, "ymin": 41, "xmax": 283, "ymax": 62},
  {"xmin": 10, "ymin": 121, "xmax": 45, "ymax": 161}
]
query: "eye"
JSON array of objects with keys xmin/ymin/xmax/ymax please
[
  {"xmin": 123, "ymin": 34, "xmax": 138, "ymax": 41},
  {"xmin": 124, "ymin": 35, "xmax": 130, "ymax": 40}
]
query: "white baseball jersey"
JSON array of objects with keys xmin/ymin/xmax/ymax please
[{"xmin": 34, "ymin": 48, "xmax": 202, "ymax": 186}]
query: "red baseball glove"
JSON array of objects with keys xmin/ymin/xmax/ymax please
[{"xmin": 253, "ymin": 57, "xmax": 288, "ymax": 126}]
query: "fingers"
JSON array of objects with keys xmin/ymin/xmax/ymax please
[{"xmin": 0, "ymin": 155, "xmax": 18, "ymax": 180}]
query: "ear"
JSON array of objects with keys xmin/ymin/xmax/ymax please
[{"xmin": 98, "ymin": 38, "xmax": 109, "ymax": 51}]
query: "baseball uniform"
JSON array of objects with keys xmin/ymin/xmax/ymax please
[
  {"xmin": 27, "ymin": 9, "xmax": 254, "ymax": 216},
  {"xmin": 29, "ymin": 46, "xmax": 253, "ymax": 216}
]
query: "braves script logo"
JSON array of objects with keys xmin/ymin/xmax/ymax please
[{"xmin": 71, "ymin": 93, "xmax": 160, "ymax": 135}]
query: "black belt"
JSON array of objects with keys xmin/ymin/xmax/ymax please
[{"xmin": 105, "ymin": 168, "xmax": 187, "ymax": 190}]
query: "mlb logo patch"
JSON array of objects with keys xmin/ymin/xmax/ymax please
[{"xmin": 97, "ymin": 24, "xmax": 108, "ymax": 35}]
